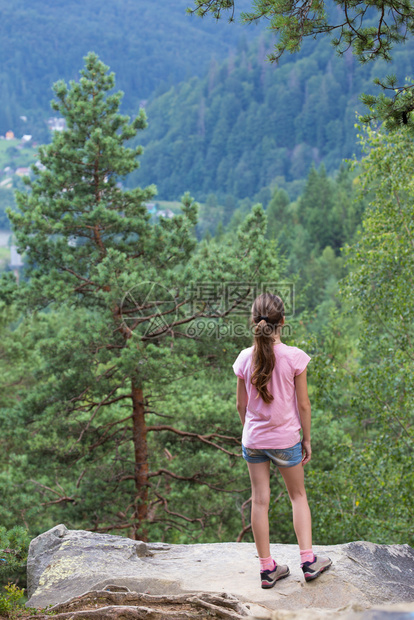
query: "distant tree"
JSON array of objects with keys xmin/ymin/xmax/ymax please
[
  {"xmin": 206, "ymin": 192, "xmax": 218, "ymax": 208},
  {"xmin": 298, "ymin": 166, "xmax": 338, "ymax": 251},
  {"xmin": 266, "ymin": 187, "xmax": 290, "ymax": 246},
  {"xmin": 1, "ymin": 53, "xmax": 283, "ymax": 541},
  {"xmin": 223, "ymin": 194, "xmax": 237, "ymax": 224},
  {"xmin": 253, "ymin": 187, "xmax": 271, "ymax": 210}
]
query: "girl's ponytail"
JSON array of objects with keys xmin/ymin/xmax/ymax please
[{"xmin": 251, "ymin": 294, "xmax": 284, "ymax": 404}]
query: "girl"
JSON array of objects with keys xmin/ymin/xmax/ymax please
[{"xmin": 233, "ymin": 293, "xmax": 332, "ymax": 588}]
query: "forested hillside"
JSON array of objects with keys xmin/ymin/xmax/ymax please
[
  {"xmin": 130, "ymin": 33, "xmax": 414, "ymax": 200},
  {"xmin": 0, "ymin": 0, "xmax": 254, "ymax": 140},
  {"xmin": 2, "ymin": 0, "xmax": 414, "ymax": 205}
]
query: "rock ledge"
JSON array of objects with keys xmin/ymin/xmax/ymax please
[{"xmin": 26, "ymin": 525, "xmax": 414, "ymax": 619}]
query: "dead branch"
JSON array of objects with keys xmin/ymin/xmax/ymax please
[
  {"xmin": 147, "ymin": 424, "xmax": 241, "ymax": 456},
  {"xmin": 88, "ymin": 522, "xmax": 136, "ymax": 533},
  {"xmin": 29, "ymin": 480, "xmax": 76, "ymax": 505},
  {"xmin": 236, "ymin": 497, "xmax": 252, "ymax": 543},
  {"xmin": 76, "ymin": 469, "xmax": 87, "ymax": 488},
  {"xmin": 138, "ymin": 289, "xmax": 251, "ymax": 341},
  {"xmin": 153, "ymin": 490, "xmax": 204, "ymax": 526},
  {"xmin": 73, "ymin": 384, "xmax": 128, "ymax": 445}
]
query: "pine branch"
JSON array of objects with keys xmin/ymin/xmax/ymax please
[
  {"xmin": 236, "ymin": 497, "xmax": 252, "ymax": 543},
  {"xmin": 29, "ymin": 480, "xmax": 76, "ymax": 505},
  {"xmin": 152, "ymin": 490, "xmax": 204, "ymax": 526}
]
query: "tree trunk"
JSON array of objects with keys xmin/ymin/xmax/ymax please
[{"xmin": 131, "ymin": 380, "xmax": 149, "ymax": 541}]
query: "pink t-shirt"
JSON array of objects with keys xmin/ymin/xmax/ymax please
[{"xmin": 232, "ymin": 343, "xmax": 311, "ymax": 449}]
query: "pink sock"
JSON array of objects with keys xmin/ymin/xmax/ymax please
[
  {"xmin": 259, "ymin": 556, "xmax": 276, "ymax": 571},
  {"xmin": 300, "ymin": 549, "xmax": 315, "ymax": 565}
]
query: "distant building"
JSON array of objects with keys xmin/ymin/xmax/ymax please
[
  {"xmin": 15, "ymin": 167, "xmax": 31, "ymax": 177},
  {"xmin": 21, "ymin": 135, "xmax": 32, "ymax": 143},
  {"xmin": 5, "ymin": 130, "xmax": 14, "ymax": 140},
  {"xmin": 34, "ymin": 160, "xmax": 46, "ymax": 172},
  {"xmin": 47, "ymin": 117, "xmax": 66, "ymax": 132},
  {"xmin": 145, "ymin": 202, "xmax": 157, "ymax": 215},
  {"xmin": 10, "ymin": 245, "xmax": 24, "ymax": 268},
  {"xmin": 157, "ymin": 209, "xmax": 174, "ymax": 219},
  {"xmin": 9, "ymin": 245, "xmax": 24, "ymax": 281}
]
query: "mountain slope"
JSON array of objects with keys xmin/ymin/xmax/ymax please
[
  {"xmin": 0, "ymin": 0, "xmax": 254, "ymax": 139},
  {"xmin": 129, "ymin": 33, "xmax": 414, "ymax": 199}
]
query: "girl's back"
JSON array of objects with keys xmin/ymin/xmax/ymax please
[{"xmin": 233, "ymin": 343, "xmax": 310, "ymax": 449}]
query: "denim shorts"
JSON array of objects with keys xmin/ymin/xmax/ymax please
[{"xmin": 242, "ymin": 441, "xmax": 302, "ymax": 468}]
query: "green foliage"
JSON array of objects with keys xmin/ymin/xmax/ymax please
[
  {"xmin": 0, "ymin": 527, "xmax": 30, "ymax": 585},
  {"xmin": 264, "ymin": 134, "xmax": 413, "ymax": 544},
  {"xmin": 0, "ymin": 139, "xmax": 36, "ymax": 170},
  {"xmin": 302, "ymin": 126, "xmax": 414, "ymax": 546},
  {"xmin": 7, "ymin": 51, "xmax": 155, "ymax": 304},
  {"xmin": 0, "ymin": 139, "xmax": 35, "ymax": 231},
  {"xmin": 263, "ymin": 163, "xmax": 366, "ymax": 326},
  {"xmin": 0, "ymin": 583, "xmax": 26, "ymax": 619},
  {"xmin": 360, "ymin": 77, "xmax": 414, "ymax": 130},
  {"xmin": 344, "ymin": 124, "xmax": 414, "ymax": 363}
]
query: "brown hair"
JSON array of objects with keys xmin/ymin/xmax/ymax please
[{"xmin": 251, "ymin": 293, "xmax": 285, "ymax": 404}]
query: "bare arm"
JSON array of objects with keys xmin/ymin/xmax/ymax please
[
  {"xmin": 236, "ymin": 377, "xmax": 248, "ymax": 426},
  {"xmin": 294, "ymin": 368, "xmax": 311, "ymax": 464}
]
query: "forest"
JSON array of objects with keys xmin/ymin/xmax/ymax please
[
  {"xmin": 0, "ymin": 0, "xmax": 254, "ymax": 140},
  {"xmin": 130, "ymin": 33, "xmax": 414, "ymax": 200},
  {"xmin": 0, "ymin": 0, "xmax": 413, "ymax": 598}
]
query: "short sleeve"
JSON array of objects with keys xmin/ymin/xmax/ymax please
[
  {"xmin": 232, "ymin": 351, "xmax": 246, "ymax": 379},
  {"xmin": 293, "ymin": 348, "xmax": 311, "ymax": 376}
]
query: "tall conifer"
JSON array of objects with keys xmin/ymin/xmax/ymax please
[{"xmin": 2, "ymin": 54, "xmax": 281, "ymax": 539}]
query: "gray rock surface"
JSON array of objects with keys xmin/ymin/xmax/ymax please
[{"xmin": 26, "ymin": 525, "xmax": 414, "ymax": 618}]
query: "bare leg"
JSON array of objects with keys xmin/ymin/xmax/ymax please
[
  {"xmin": 246, "ymin": 461, "xmax": 271, "ymax": 558},
  {"xmin": 278, "ymin": 463, "xmax": 312, "ymax": 550}
]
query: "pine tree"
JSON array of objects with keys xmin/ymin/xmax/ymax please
[
  {"xmin": 1, "ymin": 54, "xmax": 283, "ymax": 540},
  {"xmin": 298, "ymin": 165, "xmax": 337, "ymax": 251},
  {"xmin": 266, "ymin": 187, "xmax": 290, "ymax": 247}
]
